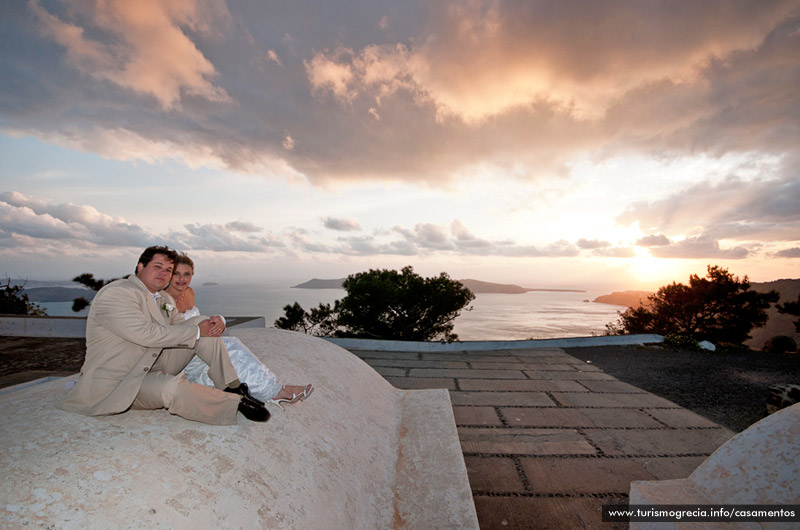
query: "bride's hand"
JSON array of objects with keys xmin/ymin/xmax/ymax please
[
  {"xmin": 199, "ymin": 318, "xmax": 224, "ymax": 337},
  {"xmin": 208, "ymin": 315, "xmax": 226, "ymax": 336},
  {"xmin": 198, "ymin": 319, "xmax": 215, "ymax": 337}
]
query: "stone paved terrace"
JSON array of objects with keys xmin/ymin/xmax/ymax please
[{"xmin": 349, "ymin": 346, "xmax": 735, "ymax": 530}]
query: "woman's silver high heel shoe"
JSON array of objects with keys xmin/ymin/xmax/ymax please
[
  {"xmin": 268, "ymin": 384, "xmax": 313, "ymax": 411},
  {"xmin": 297, "ymin": 383, "xmax": 313, "ymax": 401}
]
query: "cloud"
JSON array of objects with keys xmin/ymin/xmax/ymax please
[
  {"xmin": 408, "ymin": 223, "xmax": 453, "ymax": 250},
  {"xmin": 29, "ymin": 0, "xmax": 231, "ymax": 110},
  {"xmin": 333, "ymin": 235, "xmax": 417, "ymax": 257},
  {"xmin": 650, "ymin": 235, "xmax": 749, "ymax": 259},
  {"xmin": 322, "ymin": 217, "xmax": 361, "ymax": 232},
  {"xmin": 9, "ymin": 189, "xmax": 794, "ymax": 267},
  {"xmin": 577, "ymin": 238, "xmax": 611, "ymax": 250},
  {"xmin": 225, "ymin": 221, "xmax": 262, "ymax": 233},
  {"xmin": 570, "ymin": 240, "xmax": 638, "ymax": 257},
  {"xmin": 287, "ymin": 228, "xmax": 331, "ymax": 254},
  {"xmin": 0, "ymin": 0, "xmax": 795, "ymax": 189},
  {"xmin": 281, "ymin": 219, "xmax": 585, "ymax": 258},
  {"xmin": 636, "ymin": 234, "xmax": 671, "ymax": 247},
  {"xmin": 306, "ymin": 1, "xmax": 799, "ymax": 124},
  {"xmin": 294, "ymin": 4, "xmax": 800, "ymax": 184},
  {"xmin": 0, "ymin": 201, "xmax": 90, "ymax": 242},
  {"xmin": 265, "ymin": 49, "xmax": 282, "ymax": 67},
  {"xmin": 451, "ymin": 220, "xmax": 474, "ymax": 241},
  {"xmin": 593, "ymin": 247, "xmax": 636, "ymax": 258},
  {"xmin": 618, "ymin": 169, "xmax": 800, "ymax": 244},
  {"xmin": 305, "ymin": 50, "xmax": 356, "ymax": 101},
  {"xmin": 774, "ymin": 247, "xmax": 800, "ymax": 258},
  {"xmin": 450, "ymin": 220, "xmax": 493, "ymax": 250},
  {"xmin": 0, "ymin": 191, "xmax": 152, "ymax": 246},
  {"xmin": 173, "ymin": 223, "xmax": 284, "ymax": 252},
  {"xmin": 0, "ymin": 191, "xmax": 283, "ymax": 253}
]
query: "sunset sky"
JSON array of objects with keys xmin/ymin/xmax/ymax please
[{"xmin": 1, "ymin": 0, "xmax": 798, "ymax": 290}]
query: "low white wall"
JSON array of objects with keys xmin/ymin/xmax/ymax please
[
  {"xmin": 1, "ymin": 316, "xmax": 662, "ymax": 350},
  {"xmin": 327, "ymin": 333, "xmax": 664, "ymax": 352},
  {"xmin": 0, "ymin": 315, "xmax": 266, "ymax": 338}
]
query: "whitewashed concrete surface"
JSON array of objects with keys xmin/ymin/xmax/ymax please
[
  {"xmin": 630, "ymin": 403, "xmax": 800, "ymax": 529},
  {"xmin": 0, "ymin": 328, "xmax": 477, "ymax": 529},
  {"xmin": 0, "ymin": 315, "xmax": 265, "ymax": 338},
  {"xmin": 327, "ymin": 333, "xmax": 664, "ymax": 352}
]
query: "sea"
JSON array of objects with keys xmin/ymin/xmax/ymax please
[{"xmin": 37, "ymin": 283, "xmax": 626, "ymax": 341}]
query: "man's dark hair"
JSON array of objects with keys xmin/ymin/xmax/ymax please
[{"xmin": 136, "ymin": 246, "xmax": 178, "ymax": 273}]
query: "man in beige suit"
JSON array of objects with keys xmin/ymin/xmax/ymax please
[{"xmin": 58, "ymin": 246, "xmax": 269, "ymax": 424}]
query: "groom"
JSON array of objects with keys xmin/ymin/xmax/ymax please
[{"xmin": 58, "ymin": 246, "xmax": 270, "ymax": 424}]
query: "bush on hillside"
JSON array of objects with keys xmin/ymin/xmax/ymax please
[
  {"xmin": 0, "ymin": 278, "xmax": 47, "ymax": 316},
  {"xmin": 777, "ymin": 293, "xmax": 800, "ymax": 333},
  {"xmin": 762, "ymin": 335, "xmax": 798, "ymax": 354}
]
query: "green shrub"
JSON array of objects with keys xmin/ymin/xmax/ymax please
[
  {"xmin": 662, "ymin": 334, "xmax": 700, "ymax": 351},
  {"xmin": 1, "ymin": 279, "xmax": 47, "ymax": 316}
]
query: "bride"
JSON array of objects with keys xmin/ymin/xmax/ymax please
[{"xmin": 166, "ymin": 253, "xmax": 312, "ymax": 410}]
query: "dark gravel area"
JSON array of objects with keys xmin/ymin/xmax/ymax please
[
  {"xmin": 565, "ymin": 344, "xmax": 800, "ymax": 432},
  {"xmin": 2, "ymin": 336, "xmax": 799, "ymax": 433},
  {"xmin": 0, "ymin": 336, "xmax": 85, "ymax": 388}
]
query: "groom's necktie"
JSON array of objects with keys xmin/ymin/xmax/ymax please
[{"xmin": 150, "ymin": 291, "xmax": 161, "ymax": 315}]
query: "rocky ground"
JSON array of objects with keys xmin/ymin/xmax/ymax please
[
  {"xmin": 565, "ymin": 344, "xmax": 800, "ymax": 432},
  {"xmin": 0, "ymin": 336, "xmax": 86, "ymax": 388},
  {"xmin": 2, "ymin": 336, "xmax": 798, "ymax": 432}
]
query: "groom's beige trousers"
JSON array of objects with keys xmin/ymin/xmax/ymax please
[{"xmin": 131, "ymin": 337, "xmax": 241, "ymax": 425}]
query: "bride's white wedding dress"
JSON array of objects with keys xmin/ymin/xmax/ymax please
[{"xmin": 179, "ymin": 306, "xmax": 282, "ymax": 402}]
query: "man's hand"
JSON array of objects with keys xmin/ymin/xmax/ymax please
[{"xmin": 198, "ymin": 319, "xmax": 224, "ymax": 338}]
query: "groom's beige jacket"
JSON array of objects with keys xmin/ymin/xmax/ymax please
[{"xmin": 58, "ymin": 276, "xmax": 207, "ymax": 416}]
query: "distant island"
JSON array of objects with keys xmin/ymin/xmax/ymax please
[
  {"xmin": 292, "ymin": 277, "xmax": 585, "ymax": 294},
  {"xmin": 203, "ymin": 282, "xmax": 219, "ymax": 286},
  {"xmin": 21, "ymin": 287, "xmax": 95, "ymax": 303},
  {"xmin": 292, "ymin": 278, "xmax": 346, "ymax": 289},
  {"xmin": 592, "ymin": 290, "xmax": 652, "ymax": 308},
  {"xmin": 458, "ymin": 279, "xmax": 585, "ymax": 294}
]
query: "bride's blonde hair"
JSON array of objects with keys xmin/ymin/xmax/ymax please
[{"xmin": 175, "ymin": 252, "xmax": 194, "ymax": 273}]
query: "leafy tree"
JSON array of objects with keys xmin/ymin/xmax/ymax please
[
  {"xmin": 0, "ymin": 278, "xmax": 47, "ymax": 316},
  {"xmin": 608, "ymin": 265, "xmax": 779, "ymax": 345},
  {"xmin": 275, "ymin": 301, "xmax": 340, "ymax": 336},
  {"xmin": 275, "ymin": 266, "xmax": 475, "ymax": 342},
  {"xmin": 777, "ymin": 293, "xmax": 800, "ymax": 333},
  {"xmin": 275, "ymin": 302, "xmax": 307, "ymax": 331},
  {"xmin": 71, "ymin": 273, "xmax": 122, "ymax": 311}
]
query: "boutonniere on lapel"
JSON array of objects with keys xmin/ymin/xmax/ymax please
[{"xmin": 161, "ymin": 302, "xmax": 175, "ymax": 317}]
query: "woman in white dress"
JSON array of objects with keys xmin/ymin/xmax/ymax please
[{"xmin": 166, "ymin": 253, "xmax": 312, "ymax": 410}]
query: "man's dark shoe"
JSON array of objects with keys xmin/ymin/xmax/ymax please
[
  {"xmin": 225, "ymin": 382, "xmax": 264, "ymax": 406},
  {"xmin": 238, "ymin": 396, "xmax": 270, "ymax": 422}
]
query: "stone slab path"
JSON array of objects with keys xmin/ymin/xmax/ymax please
[{"xmin": 350, "ymin": 347, "xmax": 735, "ymax": 530}]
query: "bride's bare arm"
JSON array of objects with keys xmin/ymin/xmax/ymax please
[{"xmin": 185, "ymin": 287, "xmax": 196, "ymax": 310}]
